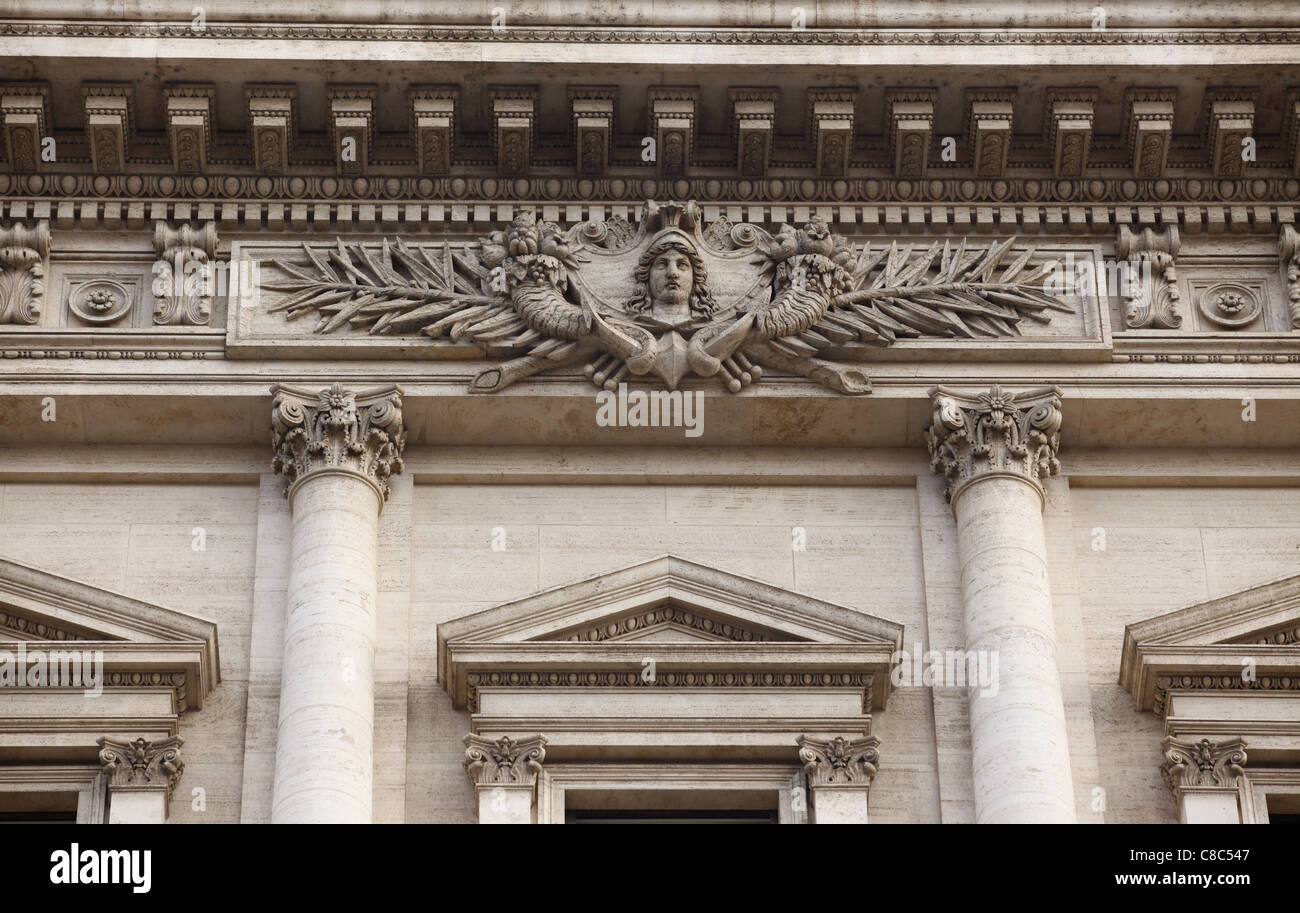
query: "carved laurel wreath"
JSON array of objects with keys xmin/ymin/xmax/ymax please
[{"xmin": 266, "ymin": 200, "xmax": 1071, "ymax": 395}]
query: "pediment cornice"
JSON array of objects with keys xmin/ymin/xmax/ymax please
[
  {"xmin": 438, "ymin": 554, "xmax": 903, "ymax": 713},
  {"xmin": 1120, "ymin": 573, "xmax": 1300, "ymax": 715},
  {"xmin": 0, "ymin": 557, "xmax": 220, "ymax": 712}
]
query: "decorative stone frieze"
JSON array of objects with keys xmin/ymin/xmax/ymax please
[
  {"xmin": 1116, "ymin": 223, "xmax": 1182, "ymax": 330},
  {"xmin": 98, "ymin": 736, "xmax": 185, "ymax": 799},
  {"xmin": 267, "ymin": 202, "xmax": 1070, "ymax": 395},
  {"xmin": 1279, "ymin": 224, "xmax": 1300, "ymax": 328},
  {"xmin": 1161, "ymin": 736, "xmax": 1248, "ymax": 793},
  {"xmin": 464, "ymin": 734, "xmax": 548, "ymax": 787},
  {"xmin": 0, "ymin": 220, "xmax": 50, "ymax": 325},
  {"xmin": 797, "ymin": 735, "xmax": 880, "ymax": 788},
  {"xmin": 269, "ymin": 382, "xmax": 406, "ymax": 504},
  {"xmin": 925, "ymin": 384, "xmax": 1063, "ymax": 506},
  {"xmin": 152, "ymin": 220, "xmax": 218, "ymax": 326}
]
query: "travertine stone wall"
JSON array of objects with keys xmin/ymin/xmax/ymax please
[
  {"xmin": 0, "ymin": 480, "xmax": 259, "ymax": 823},
  {"xmin": 1070, "ymin": 486, "xmax": 1300, "ymax": 824},
  {"xmin": 408, "ymin": 482, "xmax": 936, "ymax": 824},
  {"xmin": 2, "ymin": 469, "xmax": 1298, "ymax": 823}
]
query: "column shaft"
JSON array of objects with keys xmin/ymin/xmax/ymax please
[
  {"xmin": 953, "ymin": 477, "xmax": 1075, "ymax": 823},
  {"xmin": 268, "ymin": 382, "xmax": 405, "ymax": 824},
  {"xmin": 927, "ymin": 384, "xmax": 1076, "ymax": 823},
  {"xmin": 272, "ymin": 470, "xmax": 380, "ymax": 823}
]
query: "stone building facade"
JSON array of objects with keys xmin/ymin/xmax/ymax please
[{"xmin": 0, "ymin": 2, "xmax": 1298, "ymax": 824}]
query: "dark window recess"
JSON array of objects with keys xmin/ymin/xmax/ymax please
[{"xmin": 566, "ymin": 808, "xmax": 777, "ymax": 824}]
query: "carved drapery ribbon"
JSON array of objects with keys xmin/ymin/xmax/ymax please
[
  {"xmin": 1160, "ymin": 736, "xmax": 1247, "ymax": 797},
  {"xmin": 926, "ymin": 384, "xmax": 1063, "ymax": 506},
  {"xmin": 0, "ymin": 220, "xmax": 50, "ymax": 325},
  {"xmin": 463, "ymin": 734, "xmax": 548, "ymax": 788},
  {"xmin": 98, "ymin": 735, "xmax": 185, "ymax": 799},
  {"xmin": 270, "ymin": 382, "xmax": 406, "ymax": 503},
  {"xmin": 797, "ymin": 734, "xmax": 881, "ymax": 788}
]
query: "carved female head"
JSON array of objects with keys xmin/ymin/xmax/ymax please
[{"xmin": 626, "ymin": 236, "xmax": 718, "ymax": 322}]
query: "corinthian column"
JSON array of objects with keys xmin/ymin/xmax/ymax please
[
  {"xmin": 269, "ymin": 382, "xmax": 405, "ymax": 824},
  {"xmin": 926, "ymin": 384, "xmax": 1075, "ymax": 823}
]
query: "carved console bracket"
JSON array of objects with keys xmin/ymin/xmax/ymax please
[
  {"xmin": 0, "ymin": 220, "xmax": 50, "ymax": 325},
  {"xmin": 269, "ymin": 382, "xmax": 406, "ymax": 507},
  {"xmin": 1279, "ymin": 224, "xmax": 1300, "ymax": 329},
  {"xmin": 1116, "ymin": 223, "xmax": 1181, "ymax": 330},
  {"xmin": 926, "ymin": 384, "xmax": 1064, "ymax": 507},
  {"xmin": 152, "ymin": 220, "xmax": 218, "ymax": 326}
]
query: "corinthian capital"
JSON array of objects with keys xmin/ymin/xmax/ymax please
[
  {"xmin": 797, "ymin": 734, "xmax": 880, "ymax": 788},
  {"xmin": 270, "ymin": 382, "xmax": 406, "ymax": 504},
  {"xmin": 97, "ymin": 735, "xmax": 185, "ymax": 799},
  {"xmin": 463, "ymin": 734, "xmax": 547, "ymax": 788},
  {"xmin": 1160, "ymin": 736, "xmax": 1248, "ymax": 796},
  {"xmin": 925, "ymin": 384, "xmax": 1063, "ymax": 507}
]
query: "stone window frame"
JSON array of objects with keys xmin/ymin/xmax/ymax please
[
  {"xmin": 537, "ymin": 763, "xmax": 808, "ymax": 825},
  {"xmin": 0, "ymin": 765, "xmax": 107, "ymax": 823},
  {"xmin": 1241, "ymin": 769, "xmax": 1300, "ymax": 824}
]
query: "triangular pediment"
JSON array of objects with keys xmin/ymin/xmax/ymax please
[
  {"xmin": 1120, "ymin": 572, "xmax": 1300, "ymax": 713},
  {"xmin": 438, "ymin": 555, "xmax": 904, "ymax": 712},
  {"xmin": 0, "ymin": 557, "xmax": 221, "ymax": 710}
]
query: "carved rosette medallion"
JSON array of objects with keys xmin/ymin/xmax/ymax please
[
  {"xmin": 926, "ymin": 384, "xmax": 1064, "ymax": 506},
  {"xmin": 463, "ymin": 734, "xmax": 547, "ymax": 788},
  {"xmin": 267, "ymin": 199, "xmax": 1071, "ymax": 396},
  {"xmin": 270, "ymin": 382, "xmax": 406, "ymax": 505},
  {"xmin": 69, "ymin": 279, "xmax": 133, "ymax": 325},
  {"xmin": 1197, "ymin": 282, "xmax": 1262, "ymax": 328},
  {"xmin": 1160, "ymin": 736, "xmax": 1247, "ymax": 797},
  {"xmin": 97, "ymin": 736, "xmax": 185, "ymax": 800},
  {"xmin": 0, "ymin": 220, "xmax": 51, "ymax": 325},
  {"xmin": 797, "ymin": 734, "xmax": 881, "ymax": 788}
]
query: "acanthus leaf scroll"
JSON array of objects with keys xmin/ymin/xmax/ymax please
[{"xmin": 266, "ymin": 200, "xmax": 1073, "ymax": 395}]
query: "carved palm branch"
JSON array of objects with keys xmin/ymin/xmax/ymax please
[
  {"xmin": 265, "ymin": 238, "xmax": 529, "ymax": 345},
  {"xmin": 762, "ymin": 237, "xmax": 1071, "ymax": 360}
]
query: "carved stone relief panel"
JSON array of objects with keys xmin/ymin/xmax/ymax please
[{"xmin": 228, "ymin": 200, "xmax": 1108, "ymax": 384}]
